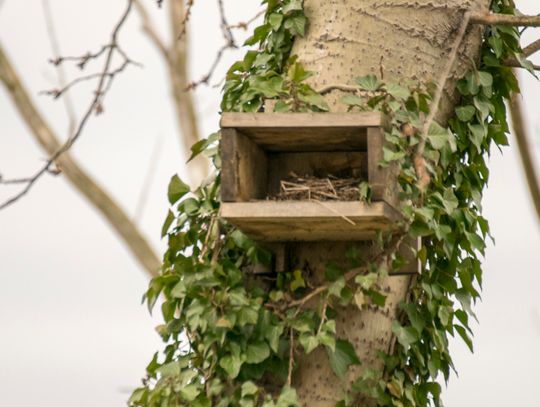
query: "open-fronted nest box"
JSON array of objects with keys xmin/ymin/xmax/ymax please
[{"xmin": 220, "ymin": 112, "xmax": 400, "ymax": 242}]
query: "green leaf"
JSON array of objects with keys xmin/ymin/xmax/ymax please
[
  {"xmin": 282, "ymin": 0, "xmax": 302, "ymax": 14},
  {"xmin": 299, "ymin": 333, "xmax": 319, "ymax": 354},
  {"xmin": 276, "ymin": 387, "xmax": 298, "ymax": 407},
  {"xmin": 288, "ymin": 62, "xmax": 312, "ymax": 83},
  {"xmin": 290, "ymin": 269, "xmax": 306, "ymax": 291},
  {"xmin": 454, "ymin": 324, "xmax": 474, "ymax": 352},
  {"xmin": 427, "ymin": 122, "xmax": 451, "ymax": 150},
  {"xmin": 355, "ymin": 74, "xmax": 381, "ymax": 91},
  {"xmin": 241, "ymin": 381, "xmax": 259, "ymax": 397},
  {"xmin": 168, "ymin": 175, "xmax": 190, "ymax": 205},
  {"xmin": 157, "ymin": 361, "xmax": 180, "ymax": 378},
  {"xmin": 355, "ymin": 273, "xmax": 377, "ymax": 290},
  {"xmin": 477, "ymin": 71, "xmax": 493, "ymax": 88},
  {"xmin": 468, "ymin": 123, "xmax": 487, "ymax": 152},
  {"xmin": 268, "ymin": 13, "xmax": 283, "ymax": 30},
  {"xmin": 284, "ymin": 13, "xmax": 307, "ymax": 36},
  {"xmin": 180, "ymin": 384, "xmax": 200, "ymax": 402},
  {"xmin": 219, "ymin": 354, "xmax": 243, "ymax": 378},
  {"xmin": 455, "ymin": 105, "xmax": 476, "ymax": 122},
  {"xmin": 246, "ymin": 341, "xmax": 270, "ymax": 364},
  {"xmin": 341, "ymin": 94, "xmax": 364, "ymax": 106},
  {"xmin": 161, "ymin": 209, "xmax": 174, "ymax": 238},
  {"xmin": 298, "ymin": 89, "xmax": 329, "ymax": 111},
  {"xmin": 386, "ymin": 82, "xmax": 410, "ymax": 100},
  {"xmin": 392, "ymin": 321, "xmax": 419, "ymax": 350},
  {"xmin": 326, "ymin": 339, "xmax": 361, "ymax": 378}
]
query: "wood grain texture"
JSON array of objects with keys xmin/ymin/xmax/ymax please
[
  {"xmin": 221, "ymin": 201, "xmax": 401, "ymax": 241},
  {"xmin": 221, "ymin": 128, "xmax": 268, "ymax": 202}
]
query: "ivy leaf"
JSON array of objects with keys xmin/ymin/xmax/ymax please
[
  {"xmin": 477, "ymin": 71, "xmax": 493, "ymax": 88},
  {"xmin": 454, "ymin": 324, "xmax": 474, "ymax": 352},
  {"xmin": 427, "ymin": 122, "xmax": 451, "ymax": 150},
  {"xmin": 161, "ymin": 209, "xmax": 174, "ymax": 238},
  {"xmin": 299, "ymin": 334, "xmax": 319, "ymax": 354},
  {"xmin": 282, "ymin": 0, "xmax": 303, "ymax": 14},
  {"xmin": 241, "ymin": 381, "xmax": 259, "ymax": 397},
  {"xmin": 180, "ymin": 384, "xmax": 200, "ymax": 402},
  {"xmin": 284, "ymin": 13, "xmax": 307, "ymax": 36},
  {"xmin": 356, "ymin": 74, "xmax": 381, "ymax": 91},
  {"xmin": 276, "ymin": 387, "xmax": 298, "ymax": 407},
  {"xmin": 326, "ymin": 339, "xmax": 361, "ymax": 378},
  {"xmin": 386, "ymin": 82, "xmax": 410, "ymax": 100},
  {"xmin": 455, "ymin": 105, "xmax": 476, "ymax": 122},
  {"xmin": 298, "ymin": 89, "xmax": 329, "ymax": 111},
  {"xmin": 290, "ymin": 270, "xmax": 306, "ymax": 291},
  {"xmin": 341, "ymin": 94, "xmax": 364, "ymax": 106},
  {"xmin": 157, "ymin": 361, "xmax": 180, "ymax": 378},
  {"xmin": 392, "ymin": 321, "xmax": 419, "ymax": 350},
  {"xmin": 268, "ymin": 13, "xmax": 283, "ymax": 30},
  {"xmin": 468, "ymin": 123, "xmax": 487, "ymax": 152},
  {"xmin": 246, "ymin": 341, "xmax": 270, "ymax": 364},
  {"xmin": 219, "ymin": 354, "xmax": 243, "ymax": 378},
  {"xmin": 168, "ymin": 175, "xmax": 190, "ymax": 205}
]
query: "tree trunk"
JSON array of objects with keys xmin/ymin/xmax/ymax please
[{"xmin": 290, "ymin": 1, "xmax": 489, "ymax": 405}]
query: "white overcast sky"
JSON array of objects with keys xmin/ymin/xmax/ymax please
[{"xmin": 0, "ymin": 1, "xmax": 539, "ymax": 406}]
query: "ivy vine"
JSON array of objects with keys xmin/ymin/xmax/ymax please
[{"xmin": 129, "ymin": 0, "xmax": 529, "ymax": 406}]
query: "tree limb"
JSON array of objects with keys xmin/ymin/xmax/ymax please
[
  {"xmin": 470, "ymin": 12, "xmax": 540, "ymax": 27},
  {"xmin": 167, "ymin": 0, "xmax": 207, "ymax": 185},
  {"xmin": 509, "ymin": 71, "xmax": 540, "ymax": 223},
  {"xmin": 0, "ymin": 43, "xmax": 161, "ymax": 277}
]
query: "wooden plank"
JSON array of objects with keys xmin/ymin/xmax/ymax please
[
  {"xmin": 221, "ymin": 112, "xmax": 383, "ymax": 129},
  {"xmin": 221, "ymin": 128, "xmax": 268, "ymax": 202},
  {"xmin": 220, "ymin": 201, "xmax": 401, "ymax": 241},
  {"xmin": 220, "ymin": 112, "xmax": 383, "ymax": 152}
]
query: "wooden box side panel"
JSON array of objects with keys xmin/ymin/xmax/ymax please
[
  {"xmin": 367, "ymin": 127, "xmax": 399, "ymax": 208},
  {"xmin": 221, "ymin": 128, "xmax": 268, "ymax": 202}
]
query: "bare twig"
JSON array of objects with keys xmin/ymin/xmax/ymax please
[
  {"xmin": 0, "ymin": 0, "xmax": 135, "ymax": 210},
  {"xmin": 228, "ymin": 9, "xmax": 265, "ymax": 30},
  {"xmin": 416, "ymin": 11, "xmax": 471, "ymax": 191},
  {"xmin": 523, "ymin": 38, "xmax": 540, "ymax": 58},
  {"xmin": 168, "ymin": 0, "xmax": 206, "ymax": 184},
  {"xmin": 0, "ymin": 40, "xmax": 160, "ymax": 276},
  {"xmin": 287, "ymin": 329, "xmax": 294, "ymax": 387},
  {"xmin": 509, "ymin": 72, "xmax": 540, "ymax": 223},
  {"xmin": 133, "ymin": 0, "xmax": 169, "ymax": 59},
  {"xmin": 470, "ymin": 12, "xmax": 540, "ymax": 27},
  {"xmin": 42, "ymin": 0, "xmax": 78, "ymax": 135},
  {"xmin": 186, "ymin": 0, "xmax": 238, "ymax": 90},
  {"xmin": 176, "ymin": 0, "xmax": 194, "ymax": 40}
]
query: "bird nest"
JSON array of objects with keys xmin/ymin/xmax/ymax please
[{"xmin": 272, "ymin": 173, "xmax": 362, "ymax": 201}]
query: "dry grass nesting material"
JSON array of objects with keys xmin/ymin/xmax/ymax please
[{"xmin": 273, "ymin": 172, "xmax": 362, "ymax": 201}]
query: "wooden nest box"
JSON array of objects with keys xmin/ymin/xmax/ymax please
[{"xmin": 220, "ymin": 112, "xmax": 400, "ymax": 242}]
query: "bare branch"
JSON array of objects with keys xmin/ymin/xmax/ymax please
[
  {"xmin": 470, "ymin": 12, "xmax": 540, "ymax": 27},
  {"xmin": 42, "ymin": 0, "xmax": 78, "ymax": 135},
  {"xmin": 509, "ymin": 72, "xmax": 540, "ymax": 223},
  {"xmin": 0, "ymin": 41, "xmax": 160, "ymax": 277},
  {"xmin": 523, "ymin": 38, "xmax": 540, "ymax": 58},
  {"xmin": 0, "ymin": 0, "xmax": 135, "ymax": 210},
  {"xmin": 133, "ymin": 0, "xmax": 169, "ymax": 60},
  {"xmin": 228, "ymin": 9, "xmax": 265, "ymax": 30},
  {"xmin": 167, "ymin": 0, "xmax": 206, "ymax": 184},
  {"xmin": 176, "ymin": 0, "xmax": 194, "ymax": 40}
]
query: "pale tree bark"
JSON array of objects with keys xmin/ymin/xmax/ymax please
[
  {"xmin": 134, "ymin": 0, "xmax": 208, "ymax": 186},
  {"xmin": 290, "ymin": 1, "xmax": 490, "ymax": 405},
  {"xmin": 0, "ymin": 43, "xmax": 161, "ymax": 278}
]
